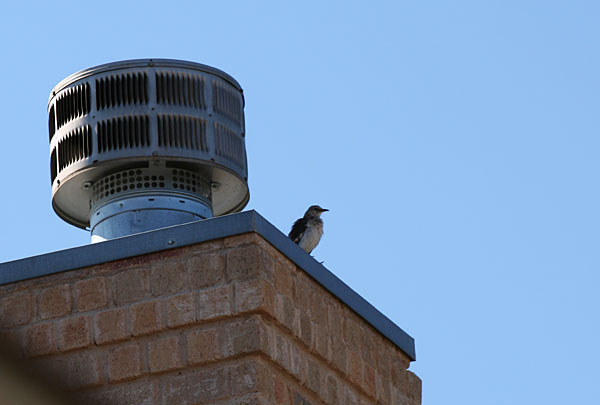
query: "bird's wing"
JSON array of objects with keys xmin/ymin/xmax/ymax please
[{"xmin": 288, "ymin": 218, "xmax": 307, "ymax": 243}]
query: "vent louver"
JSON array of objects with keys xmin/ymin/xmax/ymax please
[
  {"xmin": 96, "ymin": 72, "xmax": 148, "ymax": 110},
  {"xmin": 48, "ymin": 59, "xmax": 249, "ymax": 242},
  {"xmin": 48, "ymin": 105, "xmax": 56, "ymax": 142},
  {"xmin": 212, "ymin": 80, "xmax": 242, "ymax": 126},
  {"xmin": 58, "ymin": 125, "xmax": 92, "ymax": 171},
  {"xmin": 50, "ymin": 149, "xmax": 57, "ymax": 185},
  {"xmin": 56, "ymin": 83, "xmax": 90, "ymax": 129},
  {"xmin": 214, "ymin": 123, "xmax": 245, "ymax": 168},
  {"xmin": 157, "ymin": 114, "xmax": 207, "ymax": 151},
  {"xmin": 97, "ymin": 115, "xmax": 150, "ymax": 153},
  {"xmin": 156, "ymin": 72, "xmax": 205, "ymax": 109}
]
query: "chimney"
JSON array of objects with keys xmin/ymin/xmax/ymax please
[
  {"xmin": 0, "ymin": 60, "xmax": 421, "ymax": 404},
  {"xmin": 48, "ymin": 59, "xmax": 248, "ymax": 242}
]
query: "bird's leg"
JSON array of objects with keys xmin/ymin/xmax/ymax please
[{"xmin": 311, "ymin": 255, "xmax": 324, "ymax": 265}]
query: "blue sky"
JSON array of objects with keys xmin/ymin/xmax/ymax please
[{"xmin": 1, "ymin": 1, "xmax": 599, "ymax": 403}]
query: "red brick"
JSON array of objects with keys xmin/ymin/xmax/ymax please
[
  {"xmin": 309, "ymin": 292, "xmax": 327, "ymax": 326},
  {"xmin": 163, "ymin": 374, "xmax": 187, "ymax": 404},
  {"xmin": 274, "ymin": 293, "xmax": 295, "ymax": 332},
  {"xmin": 76, "ymin": 381, "xmax": 157, "ymax": 404},
  {"xmin": 326, "ymin": 374, "xmax": 340, "ymax": 404},
  {"xmin": 377, "ymin": 373, "xmax": 392, "ymax": 405},
  {"xmin": 298, "ymin": 312, "xmax": 312, "ymax": 347},
  {"xmin": 306, "ymin": 358, "xmax": 322, "ymax": 395},
  {"xmin": 131, "ymin": 301, "xmax": 162, "ymax": 336},
  {"xmin": 185, "ymin": 367, "xmax": 230, "ymax": 402},
  {"xmin": 360, "ymin": 329, "xmax": 377, "ymax": 367},
  {"xmin": 234, "ymin": 279, "xmax": 275, "ymax": 315},
  {"xmin": 75, "ymin": 277, "xmax": 107, "ymax": 312},
  {"xmin": 375, "ymin": 338, "xmax": 391, "ymax": 376},
  {"xmin": 151, "ymin": 260, "xmax": 187, "ymax": 296},
  {"xmin": 163, "ymin": 367, "xmax": 231, "ymax": 403},
  {"xmin": 0, "ymin": 330, "xmax": 19, "ymax": 350},
  {"xmin": 108, "ymin": 344, "xmax": 141, "ymax": 382},
  {"xmin": 167, "ymin": 293, "xmax": 195, "ymax": 327},
  {"xmin": 188, "ymin": 238, "xmax": 224, "ymax": 252},
  {"xmin": 189, "ymin": 252, "xmax": 225, "ymax": 289},
  {"xmin": 273, "ymin": 333, "xmax": 291, "ymax": 371},
  {"xmin": 292, "ymin": 391, "xmax": 313, "ymax": 405},
  {"xmin": 149, "ymin": 335, "xmax": 182, "ymax": 373},
  {"xmin": 344, "ymin": 315, "xmax": 363, "ymax": 349},
  {"xmin": 64, "ymin": 352, "xmax": 101, "ymax": 389},
  {"xmin": 364, "ymin": 362, "xmax": 377, "ymax": 398},
  {"xmin": 197, "ymin": 285, "xmax": 232, "ymax": 320},
  {"xmin": 394, "ymin": 347, "xmax": 411, "ymax": 370},
  {"xmin": 312, "ymin": 322, "xmax": 329, "ymax": 360},
  {"xmin": 0, "ymin": 292, "xmax": 32, "ymax": 327},
  {"xmin": 24, "ymin": 322, "xmax": 54, "ymax": 358},
  {"xmin": 57, "ymin": 315, "xmax": 91, "ymax": 352},
  {"xmin": 331, "ymin": 337, "xmax": 348, "ymax": 374},
  {"xmin": 347, "ymin": 349, "xmax": 363, "ymax": 386},
  {"xmin": 225, "ymin": 233, "xmax": 280, "ymax": 260},
  {"xmin": 38, "ymin": 284, "xmax": 72, "ymax": 319},
  {"xmin": 344, "ymin": 387, "xmax": 359, "ymax": 405},
  {"xmin": 112, "ymin": 269, "xmax": 150, "ymax": 304},
  {"xmin": 187, "ymin": 329, "xmax": 219, "ymax": 364},
  {"xmin": 289, "ymin": 341, "xmax": 305, "ymax": 381},
  {"xmin": 230, "ymin": 360, "xmax": 258, "ymax": 395},
  {"xmin": 292, "ymin": 275, "xmax": 310, "ymax": 312},
  {"xmin": 273, "ymin": 375, "xmax": 290, "ymax": 403},
  {"xmin": 327, "ymin": 301, "xmax": 345, "ymax": 363},
  {"xmin": 391, "ymin": 355, "xmax": 410, "ymax": 387},
  {"xmin": 226, "ymin": 317, "xmax": 264, "ymax": 357},
  {"xmin": 94, "ymin": 308, "xmax": 130, "ymax": 345},
  {"xmin": 275, "ymin": 258, "xmax": 295, "ymax": 296},
  {"xmin": 226, "ymin": 245, "xmax": 274, "ymax": 282},
  {"xmin": 223, "ymin": 233, "xmax": 261, "ymax": 247},
  {"xmin": 405, "ymin": 371, "xmax": 422, "ymax": 403}
]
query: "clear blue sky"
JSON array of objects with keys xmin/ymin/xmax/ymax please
[{"xmin": 1, "ymin": 1, "xmax": 599, "ymax": 403}]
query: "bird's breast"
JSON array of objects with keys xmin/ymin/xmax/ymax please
[{"xmin": 298, "ymin": 222, "xmax": 323, "ymax": 253}]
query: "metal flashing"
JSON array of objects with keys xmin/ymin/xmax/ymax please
[{"xmin": 0, "ymin": 210, "xmax": 416, "ymax": 361}]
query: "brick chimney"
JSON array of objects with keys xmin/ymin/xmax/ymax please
[{"xmin": 0, "ymin": 211, "xmax": 420, "ymax": 404}]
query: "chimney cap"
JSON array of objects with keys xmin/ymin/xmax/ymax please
[{"xmin": 48, "ymin": 59, "xmax": 249, "ymax": 236}]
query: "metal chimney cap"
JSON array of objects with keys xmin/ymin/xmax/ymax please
[{"xmin": 48, "ymin": 59, "xmax": 249, "ymax": 235}]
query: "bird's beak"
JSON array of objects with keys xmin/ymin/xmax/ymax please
[{"xmin": 321, "ymin": 208, "xmax": 329, "ymax": 212}]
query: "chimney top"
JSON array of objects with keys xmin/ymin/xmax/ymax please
[{"xmin": 48, "ymin": 59, "xmax": 249, "ymax": 242}]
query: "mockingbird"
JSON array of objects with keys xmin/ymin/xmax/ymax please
[{"xmin": 288, "ymin": 205, "xmax": 329, "ymax": 253}]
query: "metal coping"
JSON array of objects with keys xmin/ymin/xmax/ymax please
[{"xmin": 0, "ymin": 210, "xmax": 416, "ymax": 361}]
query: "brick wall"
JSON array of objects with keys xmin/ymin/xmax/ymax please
[{"xmin": 0, "ymin": 233, "xmax": 421, "ymax": 404}]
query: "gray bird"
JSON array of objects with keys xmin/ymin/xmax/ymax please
[{"xmin": 288, "ymin": 205, "xmax": 329, "ymax": 253}]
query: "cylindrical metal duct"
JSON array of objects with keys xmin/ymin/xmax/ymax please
[{"xmin": 48, "ymin": 59, "xmax": 249, "ymax": 242}]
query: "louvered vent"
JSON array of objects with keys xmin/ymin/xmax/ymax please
[
  {"xmin": 156, "ymin": 72, "xmax": 205, "ymax": 108},
  {"xmin": 212, "ymin": 81, "xmax": 242, "ymax": 126},
  {"xmin": 58, "ymin": 125, "xmax": 92, "ymax": 171},
  {"xmin": 96, "ymin": 73, "xmax": 148, "ymax": 110},
  {"xmin": 48, "ymin": 59, "xmax": 248, "ymax": 241},
  {"xmin": 157, "ymin": 115, "xmax": 207, "ymax": 151},
  {"xmin": 50, "ymin": 149, "xmax": 57, "ymax": 185},
  {"xmin": 97, "ymin": 115, "xmax": 150, "ymax": 153},
  {"xmin": 56, "ymin": 83, "xmax": 90, "ymax": 129},
  {"xmin": 214, "ymin": 123, "xmax": 245, "ymax": 167},
  {"xmin": 48, "ymin": 105, "xmax": 56, "ymax": 142}
]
